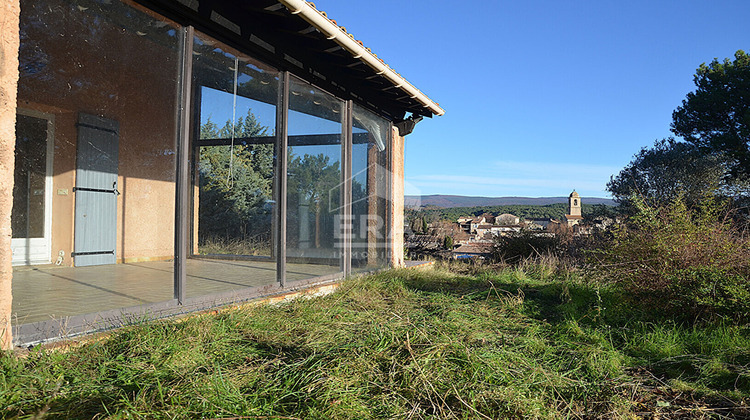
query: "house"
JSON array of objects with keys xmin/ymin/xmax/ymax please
[
  {"xmin": 496, "ymin": 213, "xmax": 520, "ymax": 226},
  {"xmin": 490, "ymin": 225, "xmax": 520, "ymax": 236},
  {"xmin": 0, "ymin": 0, "xmax": 443, "ymax": 348},
  {"xmin": 469, "ymin": 213, "xmax": 495, "ymax": 231},
  {"xmin": 526, "ymin": 218, "xmax": 552, "ymax": 230},
  {"xmin": 474, "ymin": 223, "xmax": 495, "ymax": 238},
  {"xmin": 451, "ymin": 243, "xmax": 493, "ymax": 259}
]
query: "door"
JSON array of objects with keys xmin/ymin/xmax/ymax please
[
  {"xmin": 11, "ymin": 111, "xmax": 54, "ymax": 265},
  {"xmin": 74, "ymin": 114, "xmax": 119, "ymax": 267}
]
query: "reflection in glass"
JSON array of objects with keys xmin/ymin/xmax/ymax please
[
  {"xmin": 188, "ymin": 32, "xmax": 279, "ymax": 297},
  {"xmin": 13, "ymin": 0, "xmax": 181, "ymax": 322},
  {"xmin": 286, "ymin": 76, "xmax": 344, "ymax": 281},
  {"xmin": 12, "ymin": 115, "xmax": 48, "ymax": 239},
  {"xmin": 351, "ymin": 104, "xmax": 390, "ymax": 272}
]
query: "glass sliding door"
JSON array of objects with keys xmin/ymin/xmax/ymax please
[
  {"xmin": 14, "ymin": 0, "xmax": 181, "ymax": 323},
  {"xmin": 351, "ymin": 104, "xmax": 391, "ymax": 272},
  {"xmin": 188, "ymin": 32, "xmax": 279, "ymax": 296},
  {"xmin": 286, "ymin": 76, "xmax": 345, "ymax": 281}
]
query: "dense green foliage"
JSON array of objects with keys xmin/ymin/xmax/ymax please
[
  {"xmin": 286, "ymin": 153, "xmax": 342, "ymax": 249},
  {"xmin": 198, "ymin": 111, "xmax": 274, "ymax": 247},
  {"xmin": 591, "ymin": 195, "xmax": 750, "ymax": 323},
  {"xmin": 3, "ymin": 267, "xmax": 749, "ymax": 418},
  {"xmin": 494, "ymin": 232, "xmax": 555, "ymax": 263},
  {"xmin": 493, "ymin": 230, "xmax": 569, "ymax": 264},
  {"xmin": 198, "ymin": 110, "xmax": 344, "ymax": 253},
  {"xmin": 610, "ymin": 51, "xmax": 750, "ymax": 210},
  {"xmin": 671, "ymin": 50, "xmax": 750, "ymax": 179},
  {"xmin": 606, "ymin": 138, "xmax": 728, "ymax": 207}
]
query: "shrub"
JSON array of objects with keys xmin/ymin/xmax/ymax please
[
  {"xmin": 493, "ymin": 230, "xmax": 565, "ymax": 263},
  {"xmin": 594, "ymin": 194, "xmax": 750, "ymax": 323}
]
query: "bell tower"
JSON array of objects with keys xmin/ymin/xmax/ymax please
[
  {"xmin": 568, "ymin": 190, "xmax": 581, "ymax": 217},
  {"xmin": 565, "ymin": 190, "xmax": 583, "ymax": 227}
]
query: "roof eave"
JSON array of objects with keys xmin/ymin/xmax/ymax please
[{"xmin": 277, "ymin": 0, "xmax": 445, "ymax": 117}]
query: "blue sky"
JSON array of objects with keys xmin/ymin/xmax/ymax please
[{"xmin": 314, "ymin": 1, "xmax": 749, "ymax": 198}]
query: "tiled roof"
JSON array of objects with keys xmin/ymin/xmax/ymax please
[
  {"xmin": 453, "ymin": 244, "xmax": 493, "ymax": 254},
  {"xmin": 278, "ymin": 0, "xmax": 444, "ymax": 118},
  {"xmin": 172, "ymin": 0, "xmax": 444, "ymax": 121}
]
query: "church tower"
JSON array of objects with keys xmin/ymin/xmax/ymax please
[
  {"xmin": 568, "ymin": 190, "xmax": 581, "ymax": 217},
  {"xmin": 565, "ymin": 190, "xmax": 583, "ymax": 227}
]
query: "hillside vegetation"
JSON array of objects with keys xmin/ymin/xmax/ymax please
[{"xmin": 407, "ymin": 203, "xmax": 614, "ymax": 225}]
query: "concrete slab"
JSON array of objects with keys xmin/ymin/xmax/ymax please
[{"xmin": 12, "ymin": 258, "xmax": 338, "ymax": 325}]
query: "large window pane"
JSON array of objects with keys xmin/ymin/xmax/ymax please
[
  {"xmin": 351, "ymin": 104, "xmax": 391, "ymax": 272},
  {"xmin": 286, "ymin": 77, "xmax": 344, "ymax": 281},
  {"xmin": 13, "ymin": 0, "xmax": 181, "ymax": 323},
  {"xmin": 188, "ymin": 32, "xmax": 279, "ymax": 297}
]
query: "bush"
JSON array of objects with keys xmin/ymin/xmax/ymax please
[
  {"xmin": 594, "ymin": 194, "xmax": 750, "ymax": 323},
  {"xmin": 493, "ymin": 230, "xmax": 565, "ymax": 263}
]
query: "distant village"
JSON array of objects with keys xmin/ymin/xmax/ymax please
[{"xmin": 406, "ymin": 191, "xmax": 614, "ymax": 260}]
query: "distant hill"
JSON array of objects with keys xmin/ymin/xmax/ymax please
[{"xmin": 405, "ymin": 194, "xmax": 615, "ymax": 208}]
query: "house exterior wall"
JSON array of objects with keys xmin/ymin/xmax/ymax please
[
  {"xmin": 0, "ymin": 0, "xmax": 21, "ymax": 349},
  {"xmin": 389, "ymin": 127, "xmax": 405, "ymax": 268}
]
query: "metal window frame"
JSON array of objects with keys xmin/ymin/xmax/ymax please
[
  {"xmin": 342, "ymin": 100, "xmax": 353, "ymax": 276},
  {"xmin": 277, "ymin": 71, "xmax": 289, "ymax": 287},
  {"xmin": 174, "ymin": 26, "xmax": 194, "ymax": 304}
]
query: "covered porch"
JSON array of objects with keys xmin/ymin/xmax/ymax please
[{"xmin": 0, "ymin": 0, "xmax": 443, "ymax": 348}]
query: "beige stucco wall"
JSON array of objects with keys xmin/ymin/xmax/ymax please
[
  {"xmin": 389, "ymin": 127, "xmax": 405, "ymax": 268},
  {"xmin": 0, "ymin": 0, "xmax": 20, "ymax": 349}
]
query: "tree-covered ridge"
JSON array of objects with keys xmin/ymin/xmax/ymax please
[{"xmin": 407, "ymin": 203, "xmax": 612, "ymax": 224}]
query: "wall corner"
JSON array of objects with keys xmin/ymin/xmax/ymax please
[
  {"xmin": 389, "ymin": 126, "xmax": 405, "ymax": 268},
  {"xmin": 0, "ymin": 0, "xmax": 21, "ymax": 350}
]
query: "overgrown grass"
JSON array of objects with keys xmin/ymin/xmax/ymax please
[
  {"xmin": 198, "ymin": 235, "xmax": 272, "ymax": 256},
  {"xmin": 2, "ymin": 265, "xmax": 750, "ymax": 418}
]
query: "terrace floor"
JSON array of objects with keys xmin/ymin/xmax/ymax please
[{"xmin": 12, "ymin": 258, "xmax": 339, "ymax": 325}]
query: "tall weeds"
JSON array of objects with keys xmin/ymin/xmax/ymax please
[{"xmin": 593, "ymin": 195, "xmax": 750, "ymax": 323}]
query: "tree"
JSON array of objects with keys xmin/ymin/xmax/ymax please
[
  {"xmin": 198, "ymin": 109, "xmax": 274, "ymax": 244},
  {"xmin": 286, "ymin": 153, "xmax": 341, "ymax": 249},
  {"xmin": 607, "ymin": 138, "xmax": 727, "ymax": 207},
  {"xmin": 671, "ymin": 50, "xmax": 750, "ymax": 179},
  {"xmin": 443, "ymin": 236, "xmax": 454, "ymax": 250}
]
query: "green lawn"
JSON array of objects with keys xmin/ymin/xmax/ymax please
[{"xmin": 2, "ymin": 265, "xmax": 750, "ymax": 419}]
